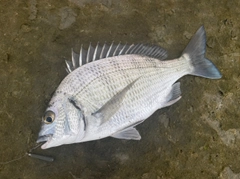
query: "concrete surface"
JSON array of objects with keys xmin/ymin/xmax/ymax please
[{"xmin": 0, "ymin": 0, "xmax": 239, "ymax": 178}]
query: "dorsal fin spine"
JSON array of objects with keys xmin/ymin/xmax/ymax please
[
  {"xmin": 125, "ymin": 44, "xmax": 134, "ymax": 54},
  {"xmin": 146, "ymin": 46, "xmax": 154, "ymax": 55},
  {"xmin": 144, "ymin": 46, "xmax": 153, "ymax": 55},
  {"xmin": 65, "ymin": 60, "xmax": 72, "ymax": 73},
  {"xmin": 143, "ymin": 48, "xmax": 149, "ymax": 54},
  {"xmin": 152, "ymin": 47, "xmax": 160, "ymax": 56},
  {"xmin": 113, "ymin": 42, "xmax": 121, "ymax": 56},
  {"xmin": 71, "ymin": 48, "xmax": 76, "ymax": 69},
  {"xmin": 79, "ymin": 45, "xmax": 83, "ymax": 66},
  {"xmin": 129, "ymin": 44, "xmax": 139, "ymax": 54},
  {"xmin": 100, "ymin": 43, "xmax": 106, "ymax": 59},
  {"xmin": 118, "ymin": 43, "xmax": 127, "ymax": 55},
  {"xmin": 133, "ymin": 44, "xmax": 143, "ymax": 54},
  {"xmin": 93, "ymin": 42, "xmax": 99, "ymax": 61},
  {"xmin": 86, "ymin": 43, "xmax": 92, "ymax": 63},
  {"xmin": 106, "ymin": 42, "xmax": 114, "ymax": 58},
  {"xmin": 152, "ymin": 50, "xmax": 159, "ymax": 57}
]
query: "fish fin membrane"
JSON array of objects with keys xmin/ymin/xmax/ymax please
[
  {"xmin": 182, "ymin": 26, "xmax": 222, "ymax": 79},
  {"xmin": 111, "ymin": 127, "xmax": 141, "ymax": 140},
  {"xmin": 66, "ymin": 43, "xmax": 168, "ymax": 73},
  {"xmin": 163, "ymin": 82, "xmax": 182, "ymax": 107}
]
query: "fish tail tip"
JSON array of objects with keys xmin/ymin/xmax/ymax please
[{"xmin": 182, "ymin": 26, "xmax": 222, "ymax": 79}]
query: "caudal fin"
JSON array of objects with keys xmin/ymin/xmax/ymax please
[{"xmin": 182, "ymin": 26, "xmax": 222, "ymax": 79}]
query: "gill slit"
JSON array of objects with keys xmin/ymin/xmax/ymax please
[{"xmin": 68, "ymin": 98, "xmax": 87, "ymax": 131}]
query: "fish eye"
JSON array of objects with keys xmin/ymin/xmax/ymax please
[{"xmin": 43, "ymin": 110, "xmax": 55, "ymax": 124}]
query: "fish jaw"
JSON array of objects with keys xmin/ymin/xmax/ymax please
[
  {"xmin": 37, "ymin": 121, "xmax": 56, "ymax": 149},
  {"xmin": 37, "ymin": 134, "xmax": 52, "ymax": 143},
  {"xmin": 39, "ymin": 136, "xmax": 58, "ymax": 149},
  {"xmin": 37, "ymin": 127, "xmax": 77, "ymax": 149},
  {"xmin": 37, "ymin": 135, "xmax": 52, "ymax": 149},
  {"xmin": 39, "ymin": 135, "xmax": 80, "ymax": 149},
  {"xmin": 37, "ymin": 122, "xmax": 85, "ymax": 149}
]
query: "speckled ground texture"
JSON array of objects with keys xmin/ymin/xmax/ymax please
[{"xmin": 0, "ymin": 0, "xmax": 239, "ymax": 179}]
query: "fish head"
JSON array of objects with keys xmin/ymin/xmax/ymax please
[{"xmin": 37, "ymin": 98, "xmax": 86, "ymax": 149}]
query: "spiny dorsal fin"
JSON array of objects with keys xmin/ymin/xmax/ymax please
[{"xmin": 66, "ymin": 42, "xmax": 168, "ymax": 73}]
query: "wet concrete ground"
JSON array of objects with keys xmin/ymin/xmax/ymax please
[{"xmin": 0, "ymin": 0, "xmax": 240, "ymax": 178}]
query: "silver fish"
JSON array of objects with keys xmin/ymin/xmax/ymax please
[{"xmin": 37, "ymin": 26, "xmax": 221, "ymax": 149}]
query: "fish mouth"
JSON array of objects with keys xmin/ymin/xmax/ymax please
[{"xmin": 37, "ymin": 134, "xmax": 52, "ymax": 143}]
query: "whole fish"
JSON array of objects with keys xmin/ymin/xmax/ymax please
[{"xmin": 37, "ymin": 26, "xmax": 221, "ymax": 149}]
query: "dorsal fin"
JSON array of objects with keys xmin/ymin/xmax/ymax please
[{"xmin": 65, "ymin": 43, "xmax": 168, "ymax": 73}]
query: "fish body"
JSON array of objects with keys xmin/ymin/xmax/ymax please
[
  {"xmin": 37, "ymin": 26, "xmax": 222, "ymax": 149},
  {"xmin": 67, "ymin": 56, "xmax": 184, "ymax": 142}
]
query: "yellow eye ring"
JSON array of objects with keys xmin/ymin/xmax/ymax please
[{"xmin": 43, "ymin": 110, "xmax": 55, "ymax": 124}]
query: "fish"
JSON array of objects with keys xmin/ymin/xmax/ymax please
[{"xmin": 37, "ymin": 26, "xmax": 222, "ymax": 149}]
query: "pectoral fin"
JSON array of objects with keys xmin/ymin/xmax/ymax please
[
  {"xmin": 111, "ymin": 127, "xmax": 141, "ymax": 140},
  {"xmin": 92, "ymin": 78, "xmax": 139, "ymax": 125}
]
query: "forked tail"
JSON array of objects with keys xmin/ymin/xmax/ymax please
[{"xmin": 181, "ymin": 26, "xmax": 222, "ymax": 79}]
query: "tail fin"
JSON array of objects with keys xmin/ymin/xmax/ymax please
[{"xmin": 182, "ymin": 26, "xmax": 222, "ymax": 79}]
